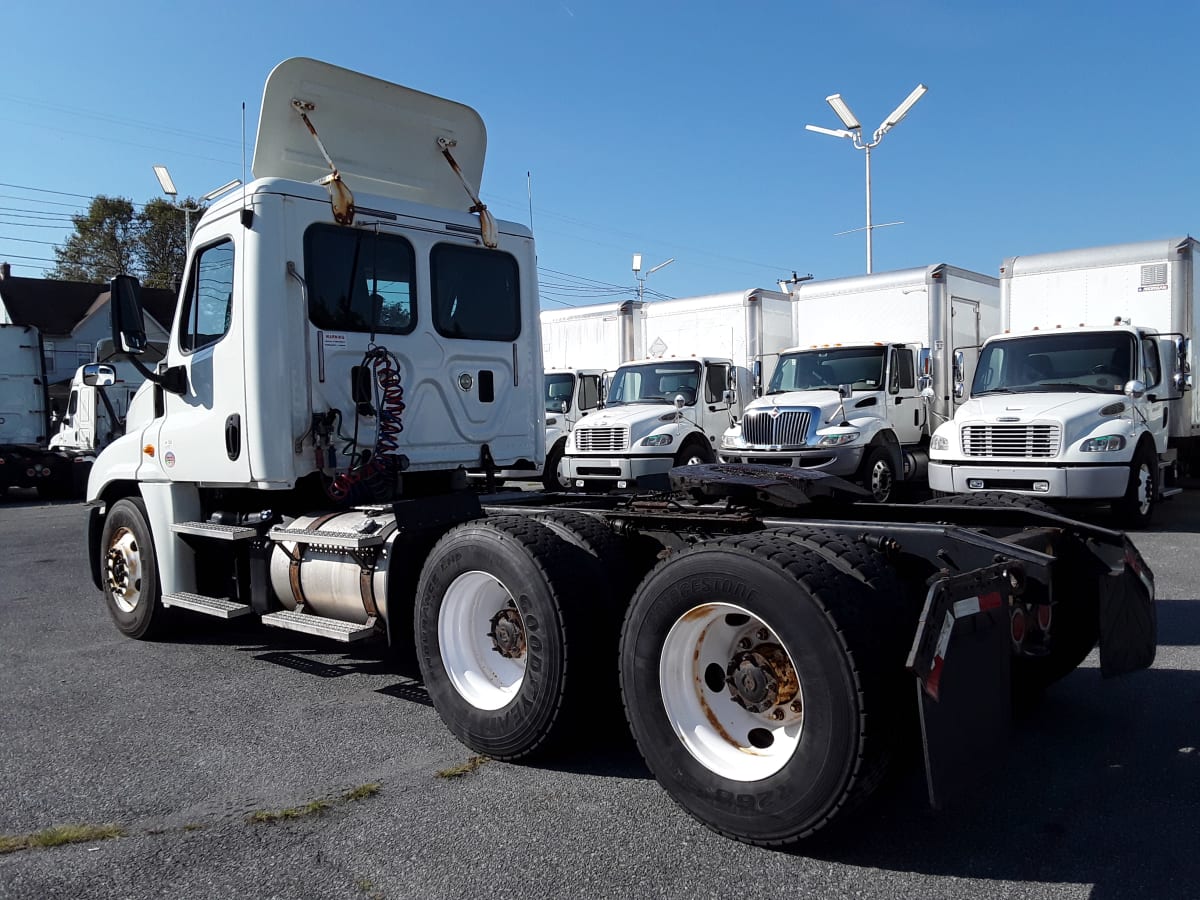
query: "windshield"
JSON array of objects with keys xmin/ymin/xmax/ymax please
[
  {"xmin": 544, "ymin": 372, "xmax": 576, "ymax": 412},
  {"xmin": 767, "ymin": 347, "xmax": 886, "ymax": 394},
  {"xmin": 605, "ymin": 361, "xmax": 701, "ymax": 406},
  {"xmin": 973, "ymin": 331, "xmax": 1135, "ymax": 396}
]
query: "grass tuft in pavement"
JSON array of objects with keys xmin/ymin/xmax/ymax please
[
  {"xmin": 0, "ymin": 823, "xmax": 125, "ymax": 854},
  {"xmin": 247, "ymin": 782, "xmax": 382, "ymax": 824},
  {"xmin": 436, "ymin": 755, "xmax": 489, "ymax": 779}
]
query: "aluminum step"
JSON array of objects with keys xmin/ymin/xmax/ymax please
[
  {"xmin": 171, "ymin": 521, "xmax": 258, "ymax": 541},
  {"xmin": 162, "ymin": 592, "xmax": 253, "ymax": 618},
  {"xmin": 259, "ymin": 609, "xmax": 377, "ymax": 642},
  {"xmin": 268, "ymin": 526, "xmax": 384, "ymax": 549},
  {"xmin": 1161, "ymin": 486, "xmax": 1184, "ymax": 498}
]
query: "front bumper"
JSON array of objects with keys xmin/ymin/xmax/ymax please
[
  {"xmin": 718, "ymin": 445, "xmax": 864, "ymax": 477},
  {"xmin": 563, "ymin": 453, "xmax": 674, "ymax": 487},
  {"xmin": 927, "ymin": 460, "xmax": 1129, "ymax": 499}
]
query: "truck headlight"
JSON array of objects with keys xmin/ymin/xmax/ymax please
[
  {"xmin": 1080, "ymin": 434, "xmax": 1126, "ymax": 452},
  {"xmin": 641, "ymin": 433, "xmax": 673, "ymax": 447},
  {"xmin": 817, "ymin": 431, "xmax": 860, "ymax": 447},
  {"xmin": 721, "ymin": 431, "xmax": 747, "ymax": 449},
  {"xmin": 930, "ymin": 434, "xmax": 950, "ymax": 451}
]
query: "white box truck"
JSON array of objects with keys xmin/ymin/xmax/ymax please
[
  {"xmin": 561, "ymin": 289, "xmax": 792, "ymax": 489},
  {"xmin": 928, "ymin": 237, "xmax": 1196, "ymax": 526},
  {"xmin": 81, "ymin": 58, "xmax": 1158, "ymax": 850},
  {"xmin": 719, "ymin": 266, "xmax": 1000, "ymax": 501}
]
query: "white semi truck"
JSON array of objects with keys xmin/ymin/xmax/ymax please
[
  {"xmin": 560, "ymin": 289, "xmax": 792, "ymax": 490},
  {"xmin": 84, "ymin": 58, "xmax": 1157, "ymax": 848},
  {"xmin": 719, "ymin": 266, "xmax": 1000, "ymax": 502},
  {"xmin": 928, "ymin": 238, "xmax": 1196, "ymax": 527}
]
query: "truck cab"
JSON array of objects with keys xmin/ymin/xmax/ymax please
[
  {"xmin": 563, "ymin": 356, "xmax": 739, "ymax": 489},
  {"xmin": 928, "ymin": 324, "xmax": 1189, "ymax": 526},
  {"xmin": 719, "ymin": 342, "xmax": 923, "ymax": 501}
]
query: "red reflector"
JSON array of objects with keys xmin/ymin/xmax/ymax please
[
  {"xmin": 1036, "ymin": 604, "xmax": 1052, "ymax": 631},
  {"xmin": 1010, "ymin": 608, "xmax": 1026, "ymax": 643}
]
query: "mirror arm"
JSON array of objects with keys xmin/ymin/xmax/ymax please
[{"xmin": 126, "ymin": 354, "xmax": 188, "ymax": 396}]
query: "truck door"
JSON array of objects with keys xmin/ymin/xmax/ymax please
[
  {"xmin": 888, "ymin": 346, "xmax": 923, "ymax": 444},
  {"xmin": 575, "ymin": 373, "xmax": 601, "ymax": 426},
  {"xmin": 76, "ymin": 385, "xmax": 94, "ymax": 449},
  {"xmin": 702, "ymin": 362, "xmax": 732, "ymax": 445},
  {"xmin": 1142, "ymin": 335, "xmax": 1168, "ymax": 452},
  {"xmin": 150, "ymin": 237, "xmax": 250, "ymax": 483},
  {"xmin": 950, "ymin": 298, "xmax": 982, "ymax": 409}
]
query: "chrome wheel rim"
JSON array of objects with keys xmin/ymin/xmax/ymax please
[{"xmin": 105, "ymin": 526, "xmax": 142, "ymax": 613}]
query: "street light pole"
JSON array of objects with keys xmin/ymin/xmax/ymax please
[
  {"xmin": 632, "ymin": 253, "xmax": 674, "ymax": 302},
  {"xmin": 152, "ymin": 165, "xmax": 241, "ymax": 243},
  {"xmin": 806, "ymin": 83, "xmax": 928, "ymax": 274}
]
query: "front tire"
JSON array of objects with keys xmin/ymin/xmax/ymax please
[
  {"xmin": 1111, "ymin": 444, "xmax": 1156, "ymax": 529},
  {"xmin": 541, "ymin": 439, "xmax": 567, "ymax": 492},
  {"xmin": 673, "ymin": 437, "xmax": 715, "ymax": 467},
  {"xmin": 415, "ymin": 516, "xmax": 602, "ymax": 761},
  {"xmin": 620, "ymin": 534, "xmax": 905, "ymax": 846},
  {"xmin": 100, "ymin": 497, "xmax": 170, "ymax": 639},
  {"xmin": 861, "ymin": 446, "xmax": 898, "ymax": 503}
]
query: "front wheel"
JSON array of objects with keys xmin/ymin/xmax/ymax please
[
  {"xmin": 861, "ymin": 446, "xmax": 898, "ymax": 503},
  {"xmin": 1111, "ymin": 445, "xmax": 1156, "ymax": 529},
  {"xmin": 100, "ymin": 497, "xmax": 170, "ymax": 639},
  {"xmin": 541, "ymin": 439, "xmax": 567, "ymax": 492},
  {"xmin": 620, "ymin": 534, "xmax": 904, "ymax": 846},
  {"xmin": 673, "ymin": 437, "xmax": 715, "ymax": 467}
]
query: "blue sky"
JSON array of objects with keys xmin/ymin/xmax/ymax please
[{"xmin": 2, "ymin": 1, "xmax": 1197, "ymax": 308}]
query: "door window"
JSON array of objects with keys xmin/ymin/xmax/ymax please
[
  {"xmin": 430, "ymin": 243, "xmax": 520, "ymax": 341},
  {"xmin": 179, "ymin": 239, "xmax": 235, "ymax": 353},
  {"xmin": 579, "ymin": 375, "xmax": 600, "ymax": 410},
  {"xmin": 1141, "ymin": 337, "xmax": 1161, "ymax": 387}
]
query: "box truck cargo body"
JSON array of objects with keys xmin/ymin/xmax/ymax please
[
  {"xmin": 928, "ymin": 237, "xmax": 1196, "ymax": 525},
  {"xmin": 720, "ymin": 266, "xmax": 1000, "ymax": 501}
]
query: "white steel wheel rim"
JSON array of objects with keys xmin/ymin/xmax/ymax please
[
  {"xmin": 871, "ymin": 458, "xmax": 893, "ymax": 501},
  {"xmin": 439, "ymin": 570, "xmax": 525, "ymax": 711},
  {"xmin": 105, "ymin": 527, "xmax": 143, "ymax": 613},
  {"xmin": 659, "ymin": 602, "xmax": 803, "ymax": 782},
  {"xmin": 1135, "ymin": 463, "xmax": 1152, "ymax": 515}
]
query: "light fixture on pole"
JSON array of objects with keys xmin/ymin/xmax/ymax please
[
  {"xmin": 805, "ymin": 83, "xmax": 928, "ymax": 273},
  {"xmin": 632, "ymin": 253, "xmax": 674, "ymax": 302},
  {"xmin": 152, "ymin": 168, "xmax": 242, "ymax": 242}
]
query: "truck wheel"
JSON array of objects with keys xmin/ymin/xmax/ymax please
[
  {"xmin": 530, "ymin": 509, "xmax": 656, "ymax": 601},
  {"xmin": 620, "ymin": 533, "xmax": 903, "ymax": 846},
  {"xmin": 541, "ymin": 439, "xmax": 567, "ymax": 492},
  {"xmin": 673, "ymin": 437, "xmax": 714, "ymax": 467},
  {"xmin": 100, "ymin": 497, "xmax": 171, "ymax": 639},
  {"xmin": 1111, "ymin": 444, "xmax": 1156, "ymax": 529},
  {"xmin": 861, "ymin": 446, "xmax": 897, "ymax": 503},
  {"xmin": 415, "ymin": 515, "xmax": 599, "ymax": 761}
]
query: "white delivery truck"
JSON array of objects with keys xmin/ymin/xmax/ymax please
[
  {"xmin": 48, "ymin": 340, "xmax": 164, "ymax": 456},
  {"xmin": 0, "ymin": 323, "xmax": 99, "ymax": 497},
  {"xmin": 83, "ymin": 58, "xmax": 1159, "ymax": 850},
  {"xmin": 720, "ymin": 266, "xmax": 1000, "ymax": 502},
  {"xmin": 561, "ymin": 289, "xmax": 792, "ymax": 490},
  {"xmin": 928, "ymin": 238, "xmax": 1196, "ymax": 527}
]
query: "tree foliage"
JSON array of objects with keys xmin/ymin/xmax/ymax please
[{"xmin": 48, "ymin": 194, "xmax": 196, "ymax": 289}]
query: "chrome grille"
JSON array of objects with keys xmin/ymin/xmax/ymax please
[
  {"xmin": 961, "ymin": 424, "xmax": 1061, "ymax": 458},
  {"xmin": 741, "ymin": 409, "xmax": 812, "ymax": 447},
  {"xmin": 574, "ymin": 426, "xmax": 629, "ymax": 452}
]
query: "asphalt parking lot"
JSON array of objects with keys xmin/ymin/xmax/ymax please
[{"xmin": 1, "ymin": 490, "xmax": 1197, "ymax": 900}]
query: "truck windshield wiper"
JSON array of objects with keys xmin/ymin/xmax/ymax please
[
  {"xmin": 974, "ymin": 387, "xmax": 1017, "ymax": 395},
  {"xmin": 1029, "ymin": 383, "xmax": 1108, "ymax": 394}
]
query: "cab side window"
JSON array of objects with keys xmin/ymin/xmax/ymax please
[
  {"xmin": 705, "ymin": 364, "xmax": 730, "ymax": 403},
  {"xmin": 179, "ymin": 239, "xmax": 235, "ymax": 353},
  {"xmin": 1141, "ymin": 337, "xmax": 1161, "ymax": 387},
  {"xmin": 579, "ymin": 375, "xmax": 600, "ymax": 410},
  {"xmin": 890, "ymin": 348, "xmax": 916, "ymax": 392}
]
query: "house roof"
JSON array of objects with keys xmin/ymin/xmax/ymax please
[{"xmin": 0, "ymin": 274, "xmax": 177, "ymax": 336}]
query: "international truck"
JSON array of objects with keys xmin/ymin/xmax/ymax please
[
  {"xmin": 0, "ymin": 323, "xmax": 97, "ymax": 497},
  {"xmin": 928, "ymin": 238, "xmax": 1196, "ymax": 527},
  {"xmin": 560, "ymin": 289, "xmax": 792, "ymax": 490},
  {"xmin": 719, "ymin": 266, "xmax": 1000, "ymax": 502},
  {"xmin": 84, "ymin": 58, "xmax": 1157, "ymax": 849}
]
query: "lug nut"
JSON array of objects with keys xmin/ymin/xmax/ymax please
[
  {"xmin": 756, "ymin": 628, "xmax": 769, "ymax": 640},
  {"xmin": 771, "ymin": 708, "xmax": 785, "ymax": 720},
  {"xmin": 737, "ymin": 638, "xmax": 751, "ymax": 650},
  {"xmin": 790, "ymin": 700, "xmax": 803, "ymax": 713}
]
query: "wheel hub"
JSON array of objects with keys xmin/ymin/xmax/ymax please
[
  {"xmin": 488, "ymin": 606, "xmax": 526, "ymax": 659},
  {"xmin": 105, "ymin": 547, "xmax": 130, "ymax": 593},
  {"xmin": 726, "ymin": 644, "xmax": 798, "ymax": 714}
]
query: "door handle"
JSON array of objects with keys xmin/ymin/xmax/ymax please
[{"xmin": 225, "ymin": 413, "xmax": 242, "ymax": 460}]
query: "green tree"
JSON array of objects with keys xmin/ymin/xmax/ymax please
[
  {"xmin": 48, "ymin": 196, "xmax": 139, "ymax": 283},
  {"xmin": 47, "ymin": 194, "xmax": 194, "ymax": 289}
]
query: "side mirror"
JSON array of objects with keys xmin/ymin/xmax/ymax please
[
  {"xmin": 752, "ymin": 360, "xmax": 763, "ymax": 396},
  {"xmin": 1179, "ymin": 338, "xmax": 1193, "ymax": 392},
  {"xmin": 560, "ymin": 400, "xmax": 569, "ymax": 414},
  {"xmin": 722, "ymin": 388, "xmax": 736, "ymax": 406},
  {"xmin": 837, "ymin": 383, "xmax": 853, "ymax": 399},
  {"xmin": 1125, "ymin": 379, "xmax": 1147, "ymax": 400},
  {"xmin": 110, "ymin": 275, "xmax": 147, "ymax": 356},
  {"xmin": 674, "ymin": 394, "xmax": 686, "ymax": 409},
  {"xmin": 917, "ymin": 374, "xmax": 933, "ymax": 392},
  {"xmin": 952, "ymin": 348, "xmax": 965, "ymax": 398},
  {"xmin": 82, "ymin": 363, "xmax": 116, "ymax": 387}
]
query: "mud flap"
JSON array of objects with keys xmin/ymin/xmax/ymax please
[
  {"xmin": 1098, "ymin": 536, "xmax": 1156, "ymax": 677},
  {"xmin": 906, "ymin": 563, "xmax": 1020, "ymax": 809}
]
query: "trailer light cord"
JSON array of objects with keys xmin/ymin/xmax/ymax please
[{"xmin": 327, "ymin": 345, "xmax": 406, "ymax": 503}]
